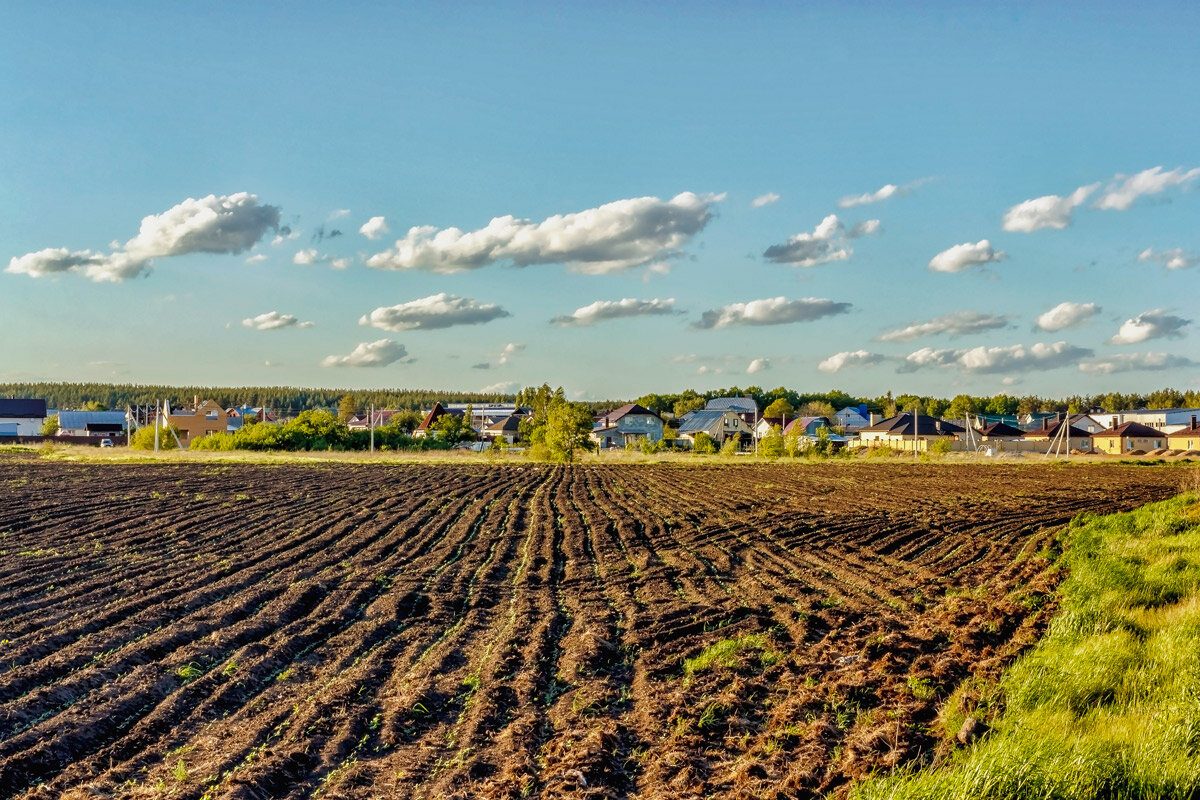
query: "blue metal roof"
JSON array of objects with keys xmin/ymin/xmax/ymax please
[
  {"xmin": 58, "ymin": 411, "xmax": 128, "ymax": 429},
  {"xmin": 705, "ymin": 397, "xmax": 757, "ymax": 413},
  {"xmin": 678, "ymin": 409, "xmax": 727, "ymax": 434}
]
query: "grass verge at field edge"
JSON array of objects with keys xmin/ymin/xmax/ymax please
[{"xmin": 850, "ymin": 486, "xmax": 1200, "ymax": 800}]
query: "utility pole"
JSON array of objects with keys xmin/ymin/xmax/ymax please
[
  {"xmin": 154, "ymin": 400, "xmax": 160, "ymax": 453},
  {"xmin": 369, "ymin": 403, "xmax": 375, "ymax": 453}
]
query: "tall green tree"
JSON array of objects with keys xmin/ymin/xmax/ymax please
[
  {"xmin": 544, "ymin": 399, "xmax": 595, "ymax": 462},
  {"xmin": 337, "ymin": 394, "xmax": 357, "ymax": 423}
]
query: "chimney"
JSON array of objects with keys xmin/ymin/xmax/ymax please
[
  {"xmin": 1112, "ymin": 416, "xmax": 1118, "ymax": 429},
  {"xmin": 870, "ymin": 412, "xmax": 879, "ymax": 425},
  {"xmin": 194, "ymin": 395, "xmax": 199, "ymax": 410},
  {"xmin": 1042, "ymin": 417, "xmax": 1048, "ymax": 430},
  {"xmin": 1191, "ymin": 414, "xmax": 1197, "ymax": 429}
]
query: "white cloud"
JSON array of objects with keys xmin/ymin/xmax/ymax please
[
  {"xmin": 1095, "ymin": 166, "xmax": 1200, "ymax": 211},
  {"xmin": 751, "ymin": 192, "xmax": 780, "ymax": 208},
  {"xmin": 1080, "ymin": 352, "xmax": 1198, "ymax": 374},
  {"xmin": 1035, "ymin": 301, "xmax": 1101, "ymax": 332},
  {"xmin": 928, "ymin": 240, "xmax": 1006, "ymax": 273},
  {"xmin": 7, "ymin": 192, "xmax": 280, "ymax": 282},
  {"xmin": 271, "ymin": 227, "xmax": 299, "ymax": 245},
  {"xmin": 551, "ymin": 297, "xmax": 678, "ymax": 326},
  {"xmin": 818, "ymin": 350, "xmax": 885, "ymax": 373},
  {"xmin": 242, "ymin": 311, "xmax": 314, "ymax": 331},
  {"xmin": 365, "ymin": 192, "xmax": 722, "ymax": 275},
  {"xmin": 762, "ymin": 214, "xmax": 880, "ymax": 266},
  {"xmin": 481, "ymin": 381, "xmax": 520, "ymax": 394},
  {"xmin": 245, "ymin": 253, "xmax": 268, "ymax": 264},
  {"xmin": 360, "ymin": 216, "xmax": 389, "ymax": 240},
  {"xmin": 498, "ymin": 343, "xmax": 524, "ymax": 364},
  {"xmin": 839, "ymin": 184, "xmax": 898, "ymax": 208},
  {"xmin": 329, "ymin": 209, "xmax": 351, "ymax": 220},
  {"xmin": 359, "ymin": 292, "xmax": 510, "ymax": 331},
  {"xmin": 331, "ymin": 257, "xmax": 351, "ymax": 270},
  {"xmin": 695, "ymin": 296, "xmax": 852, "ymax": 329},
  {"xmin": 876, "ymin": 311, "xmax": 1010, "ymax": 342},
  {"xmin": 1139, "ymin": 247, "xmax": 1197, "ymax": 271},
  {"xmin": 293, "ymin": 248, "xmax": 319, "ymax": 265},
  {"xmin": 1001, "ymin": 183, "xmax": 1098, "ymax": 232},
  {"xmin": 746, "ymin": 357, "xmax": 770, "ymax": 374},
  {"xmin": 902, "ymin": 341, "xmax": 1093, "ymax": 374},
  {"xmin": 1109, "ymin": 309, "xmax": 1191, "ymax": 345},
  {"xmin": 321, "ymin": 339, "xmax": 408, "ymax": 368},
  {"xmin": 838, "ymin": 178, "xmax": 929, "ymax": 208}
]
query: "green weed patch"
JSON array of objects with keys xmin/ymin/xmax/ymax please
[{"xmin": 852, "ymin": 492, "xmax": 1200, "ymax": 800}]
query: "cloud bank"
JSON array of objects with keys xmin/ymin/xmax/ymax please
[
  {"xmin": 876, "ymin": 311, "xmax": 1010, "ymax": 342},
  {"xmin": 903, "ymin": 341, "xmax": 1092, "ymax": 374},
  {"xmin": 551, "ymin": 297, "xmax": 678, "ymax": 326},
  {"xmin": 7, "ymin": 193, "xmax": 280, "ymax": 282},
  {"xmin": 1079, "ymin": 352, "xmax": 1197, "ymax": 375},
  {"xmin": 762, "ymin": 214, "xmax": 879, "ymax": 267},
  {"xmin": 819, "ymin": 350, "xmax": 885, "ymax": 373},
  {"xmin": 365, "ymin": 192, "xmax": 721, "ymax": 274},
  {"xmin": 928, "ymin": 240, "xmax": 1006, "ymax": 273},
  {"xmin": 242, "ymin": 311, "xmax": 314, "ymax": 331},
  {"xmin": 321, "ymin": 340, "xmax": 408, "ymax": 368},
  {"xmin": 360, "ymin": 293, "xmax": 510, "ymax": 331},
  {"xmin": 1139, "ymin": 247, "xmax": 1197, "ymax": 271},
  {"xmin": 695, "ymin": 296, "xmax": 851, "ymax": 329},
  {"xmin": 1035, "ymin": 301, "xmax": 1100, "ymax": 332},
  {"xmin": 1109, "ymin": 309, "xmax": 1191, "ymax": 345}
]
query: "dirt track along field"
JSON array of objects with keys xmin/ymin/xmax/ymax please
[{"xmin": 0, "ymin": 461, "xmax": 1183, "ymax": 799}]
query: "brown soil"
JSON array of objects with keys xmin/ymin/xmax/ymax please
[{"xmin": 0, "ymin": 460, "xmax": 1183, "ymax": 799}]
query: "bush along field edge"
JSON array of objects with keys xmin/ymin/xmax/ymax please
[{"xmin": 849, "ymin": 480, "xmax": 1200, "ymax": 800}]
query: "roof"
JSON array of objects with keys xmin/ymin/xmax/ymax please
[
  {"xmin": 58, "ymin": 410, "xmax": 128, "ymax": 429},
  {"xmin": 415, "ymin": 402, "xmax": 460, "ymax": 432},
  {"xmin": 975, "ymin": 421, "xmax": 1025, "ymax": 438},
  {"xmin": 485, "ymin": 414, "xmax": 524, "ymax": 433},
  {"xmin": 757, "ymin": 416, "xmax": 784, "ymax": 430},
  {"xmin": 597, "ymin": 403, "xmax": 661, "ymax": 423},
  {"xmin": 860, "ymin": 412, "xmax": 964, "ymax": 436},
  {"xmin": 1094, "ymin": 421, "xmax": 1165, "ymax": 438},
  {"xmin": 782, "ymin": 416, "xmax": 830, "ymax": 435},
  {"xmin": 0, "ymin": 399, "xmax": 47, "ymax": 418},
  {"xmin": 678, "ymin": 409, "xmax": 728, "ymax": 435},
  {"xmin": 1168, "ymin": 425, "xmax": 1200, "ymax": 439},
  {"xmin": 1021, "ymin": 420, "xmax": 1091, "ymax": 439},
  {"xmin": 705, "ymin": 397, "xmax": 758, "ymax": 413}
]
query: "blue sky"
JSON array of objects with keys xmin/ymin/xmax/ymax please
[{"xmin": 3, "ymin": 2, "xmax": 1197, "ymax": 401}]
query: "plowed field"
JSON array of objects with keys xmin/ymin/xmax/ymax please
[{"xmin": 0, "ymin": 461, "xmax": 1181, "ymax": 799}]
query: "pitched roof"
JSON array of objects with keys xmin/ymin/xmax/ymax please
[
  {"xmin": 0, "ymin": 399, "xmax": 46, "ymax": 418},
  {"xmin": 678, "ymin": 409, "xmax": 727, "ymax": 434},
  {"xmin": 415, "ymin": 402, "xmax": 454, "ymax": 432},
  {"xmin": 1021, "ymin": 419, "xmax": 1091, "ymax": 439},
  {"xmin": 59, "ymin": 410, "xmax": 128, "ymax": 429},
  {"xmin": 706, "ymin": 397, "xmax": 758, "ymax": 413},
  {"xmin": 484, "ymin": 414, "xmax": 524, "ymax": 433},
  {"xmin": 860, "ymin": 412, "xmax": 963, "ymax": 436},
  {"xmin": 597, "ymin": 403, "xmax": 661, "ymax": 423},
  {"xmin": 1094, "ymin": 421, "xmax": 1165, "ymax": 438},
  {"xmin": 1168, "ymin": 425, "xmax": 1200, "ymax": 439},
  {"xmin": 976, "ymin": 421, "xmax": 1025, "ymax": 437}
]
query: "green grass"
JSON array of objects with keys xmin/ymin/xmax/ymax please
[
  {"xmin": 683, "ymin": 632, "xmax": 781, "ymax": 678},
  {"xmin": 851, "ymin": 492, "xmax": 1200, "ymax": 800}
]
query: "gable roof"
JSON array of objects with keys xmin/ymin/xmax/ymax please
[
  {"xmin": 860, "ymin": 412, "xmax": 963, "ymax": 436},
  {"xmin": 1168, "ymin": 425, "xmax": 1200, "ymax": 439},
  {"xmin": 0, "ymin": 399, "xmax": 46, "ymax": 418},
  {"xmin": 706, "ymin": 397, "xmax": 758, "ymax": 413},
  {"xmin": 597, "ymin": 403, "xmax": 661, "ymax": 423},
  {"xmin": 976, "ymin": 421, "xmax": 1025, "ymax": 438},
  {"xmin": 1021, "ymin": 419, "xmax": 1091, "ymax": 439},
  {"xmin": 484, "ymin": 414, "xmax": 524, "ymax": 433},
  {"xmin": 678, "ymin": 409, "xmax": 728, "ymax": 435},
  {"xmin": 415, "ymin": 402, "xmax": 461, "ymax": 432},
  {"xmin": 59, "ymin": 410, "xmax": 128, "ymax": 429},
  {"xmin": 1094, "ymin": 421, "xmax": 1165, "ymax": 439}
]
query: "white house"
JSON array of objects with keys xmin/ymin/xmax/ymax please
[{"xmin": 0, "ymin": 399, "xmax": 47, "ymax": 437}]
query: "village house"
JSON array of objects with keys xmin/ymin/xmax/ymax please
[
  {"xmin": 1091, "ymin": 420, "xmax": 1166, "ymax": 455},
  {"xmin": 0, "ymin": 399, "xmax": 47, "ymax": 437},
  {"xmin": 413, "ymin": 402, "xmax": 471, "ymax": 438},
  {"xmin": 483, "ymin": 414, "xmax": 524, "ymax": 445},
  {"xmin": 590, "ymin": 403, "xmax": 664, "ymax": 449},
  {"xmin": 835, "ymin": 405, "xmax": 871, "ymax": 431},
  {"xmin": 162, "ymin": 399, "xmax": 227, "ymax": 445},
  {"xmin": 1167, "ymin": 416, "xmax": 1200, "ymax": 451},
  {"xmin": 1021, "ymin": 418, "xmax": 1094, "ymax": 452},
  {"xmin": 857, "ymin": 412, "xmax": 964, "ymax": 451},
  {"xmin": 57, "ymin": 410, "xmax": 128, "ymax": 438},
  {"xmin": 1109, "ymin": 408, "xmax": 1200, "ymax": 434},
  {"xmin": 678, "ymin": 409, "xmax": 752, "ymax": 448}
]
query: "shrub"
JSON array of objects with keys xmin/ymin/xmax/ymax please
[{"xmin": 692, "ymin": 432, "xmax": 718, "ymax": 454}]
